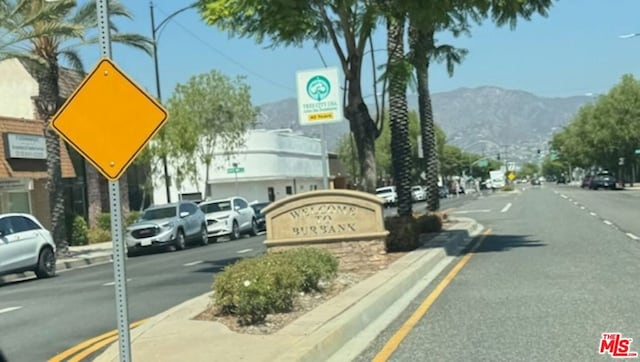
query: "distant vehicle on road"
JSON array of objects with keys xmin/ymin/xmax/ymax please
[
  {"xmin": 0, "ymin": 213, "xmax": 56, "ymax": 279},
  {"xmin": 581, "ymin": 175, "xmax": 593, "ymax": 188},
  {"xmin": 200, "ymin": 197, "xmax": 257, "ymax": 241},
  {"xmin": 125, "ymin": 201, "xmax": 208, "ymax": 257},
  {"xmin": 249, "ymin": 201, "xmax": 271, "ymax": 232},
  {"xmin": 411, "ymin": 185, "xmax": 426, "ymax": 202},
  {"xmin": 375, "ymin": 186, "xmax": 397, "ymax": 207},
  {"xmin": 531, "ymin": 178, "xmax": 541, "ymax": 186},
  {"xmin": 589, "ymin": 171, "xmax": 616, "ymax": 190}
]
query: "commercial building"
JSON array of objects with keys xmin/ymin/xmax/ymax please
[{"xmin": 153, "ymin": 129, "xmax": 336, "ymax": 204}]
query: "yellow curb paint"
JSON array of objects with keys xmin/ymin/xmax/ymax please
[
  {"xmin": 372, "ymin": 228, "xmax": 492, "ymax": 362},
  {"xmin": 48, "ymin": 319, "xmax": 147, "ymax": 362},
  {"xmin": 67, "ymin": 334, "xmax": 119, "ymax": 362}
]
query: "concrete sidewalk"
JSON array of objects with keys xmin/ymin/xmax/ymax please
[
  {"xmin": 0, "ymin": 241, "xmax": 113, "ymax": 284},
  {"xmin": 95, "ymin": 217, "xmax": 484, "ymax": 362}
]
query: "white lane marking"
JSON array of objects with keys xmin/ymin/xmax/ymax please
[
  {"xmin": 560, "ymin": 194, "xmax": 568, "ymax": 199},
  {"xmin": 102, "ymin": 278, "xmax": 131, "ymax": 286},
  {"xmin": 237, "ymin": 249, "xmax": 253, "ymax": 254},
  {"xmin": 580, "ymin": 206, "xmax": 585, "ymax": 210},
  {"xmin": 0, "ymin": 306, "xmax": 22, "ymax": 314},
  {"xmin": 590, "ymin": 212, "xmax": 597, "ymax": 216},
  {"xmin": 501, "ymin": 203, "xmax": 512, "ymax": 213},
  {"xmin": 451, "ymin": 209, "xmax": 491, "ymax": 214},
  {"xmin": 183, "ymin": 260, "xmax": 203, "ymax": 267},
  {"xmin": 573, "ymin": 202, "xmax": 579, "ymax": 205},
  {"xmin": 626, "ymin": 233, "xmax": 640, "ymax": 240},
  {"xmin": 603, "ymin": 220, "xmax": 613, "ymax": 226}
]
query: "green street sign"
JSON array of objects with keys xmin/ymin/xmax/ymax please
[
  {"xmin": 227, "ymin": 167, "xmax": 245, "ymax": 174},
  {"xmin": 478, "ymin": 159, "xmax": 488, "ymax": 167},
  {"xmin": 635, "ymin": 148, "xmax": 640, "ymax": 155}
]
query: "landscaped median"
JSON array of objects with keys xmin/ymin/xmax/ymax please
[{"xmin": 94, "ymin": 216, "xmax": 484, "ymax": 362}]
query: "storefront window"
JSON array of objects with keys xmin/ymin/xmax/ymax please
[{"xmin": 8, "ymin": 192, "xmax": 30, "ymax": 214}]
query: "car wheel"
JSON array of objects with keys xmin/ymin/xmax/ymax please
[
  {"xmin": 248, "ymin": 218, "xmax": 258, "ymax": 237},
  {"xmin": 127, "ymin": 247, "xmax": 138, "ymax": 258},
  {"xmin": 230, "ymin": 221, "xmax": 240, "ymax": 240},
  {"xmin": 34, "ymin": 247, "xmax": 56, "ymax": 278},
  {"xmin": 174, "ymin": 230, "xmax": 186, "ymax": 251},
  {"xmin": 200, "ymin": 225, "xmax": 209, "ymax": 246}
]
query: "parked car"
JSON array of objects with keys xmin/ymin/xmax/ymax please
[
  {"xmin": 125, "ymin": 201, "xmax": 208, "ymax": 257},
  {"xmin": 411, "ymin": 185, "xmax": 426, "ymax": 202},
  {"xmin": 375, "ymin": 186, "xmax": 397, "ymax": 207},
  {"xmin": 0, "ymin": 213, "xmax": 56, "ymax": 279},
  {"xmin": 581, "ymin": 175, "xmax": 593, "ymax": 188},
  {"xmin": 589, "ymin": 171, "xmax": 616, "ymax": 190},
  {"xmin": 250, "ymin": 201, "xmax": 271, "ymax": 232},
  {"xmin": 439, "ymin": 186, "xmax": 450, "ymax": 198},
  {"xmin": 200, "ymin": 197, "xmax": 257, "ymax": 241}
]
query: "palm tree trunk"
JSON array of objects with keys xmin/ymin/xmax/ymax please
[
  {"xmin": 410, "ymin": 25, "xmax": 440, "ymax": 211},
  {"xmin": 34, "ymin": 60, "xmax": 68, "ymax": 255},
  {"xmin": 387, "ymin": 15, "xmax": 412, "ymax": 217}
]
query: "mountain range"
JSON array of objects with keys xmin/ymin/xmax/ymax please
[{"xmin": 255, "ymin": 86, "xmax": 593, "ymax": 161}]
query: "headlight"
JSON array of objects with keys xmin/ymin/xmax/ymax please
[
  {"xmin": 217, "ymin": 215, "xmax": 229, "ymax": 220},
  {"xmin": 161, "ymin": 222, "xmax": 175, "ymax": 229}
]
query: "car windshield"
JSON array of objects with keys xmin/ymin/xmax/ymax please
[
  {"xmin": 200, "ymin": 201, "xmax": 232, "ymax": 213},
  {"xmin": 251, "ymin": 203, "xmax": 270, "ymax": 214},
  {"xmin": 411, "ymin": 186, "xmax": 422, "ymax": 191},
  {"xmin": 141, "ymin": 206, "xmax": 176, "ymax": 220},
  {"xmin": 376, "ymin": 188, "xmax": 392, "ymax": 194}
]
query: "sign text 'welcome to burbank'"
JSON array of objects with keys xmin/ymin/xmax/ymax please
[{"xmin": 288, "ymin": 204, "xmax": 357, "ymax": 236}]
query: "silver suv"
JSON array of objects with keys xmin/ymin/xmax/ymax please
[
  {"xmin": 125, "ymin": 201, "xmax": 208, "ymax": 257},
  {"xmin": 0, "ymin": 213, "xmax": 56, "ymax": 279}
]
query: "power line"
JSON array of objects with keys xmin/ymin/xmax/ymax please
[{"xmin": 155, "ymin": 5, "xmax": 296, "ymax": 92}]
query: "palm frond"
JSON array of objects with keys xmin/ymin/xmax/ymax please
[
  {"xmin": 58, "ymin": 49, "xmax": 84, "ymax": 73},
  {"xmin": 84, "ymin": 33, "xmax": 153, "ymax": 56}
]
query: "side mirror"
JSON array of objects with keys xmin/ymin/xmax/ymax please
[
  {"xmin": 234, "ymin": 205, "xmax": 241, "ymax": 211},
  {"xmin": 179, "ymin": 211, "xmax": 189, "ymax": 218}
]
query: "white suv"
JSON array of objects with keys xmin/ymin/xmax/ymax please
[
  {"xmin": 375, "ymin": 186, "xmax": 397, "ymax": 207},
  {"xmin": 0, "ymin": 213, "xmax": 56, "ymax": 279},
  {"xmin": 199, "ymin": 197, "xmax": 257, "ymax": 241}
]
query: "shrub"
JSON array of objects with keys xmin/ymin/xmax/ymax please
[
  {"xmin": 87, "ymin": 228, "xmax": 111, "ymax": 244},
  {"xmin": 71, "ymin": 215, "xmax": 88, "ymax": 246},
  {"xmin": 502, "ymin": 185, "xmax": 514, "ymax": 192},
  {"xmin": 278, "ymin": 248, "xmax": 338, "ymax": 292},
  {"xmin": 415, "ymin": 213, "xmax": 443, "ymax": 234},
  {"xmin": 384, "ymin": 215, "xmax": 419, "ymax": 252},
  {"xmin": 126, "ymin": 211, "xmax": 141, "ymax": 226},
  {"xmin": 213, "ymin": 255, "xmax": 304, "ymax": 325},
  {"xmin": 97, "ymin": 213, "xmax": 111, "ymax": 231}
]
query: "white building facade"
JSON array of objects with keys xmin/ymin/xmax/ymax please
[{"xmin": 153, "ymin": 129, "xmax": 326, "ymax": 204}]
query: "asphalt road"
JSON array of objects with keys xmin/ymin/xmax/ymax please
[
  {"xmin": 383, "ymin": 190, "xmax": 488, "ymax": 217},
  {"xmin": 0, "ymin": 235, "xmax": 266, "ymax": 362},
  {"xmin": 356, "ymin": 184, "xmax": 640, "ymax": 361}
]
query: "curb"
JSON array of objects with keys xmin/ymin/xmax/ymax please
[
  {"xmin": 277, "ymin": 217, "xmax": 482, "ymax": 362},
  {"xmin": 0, "ymin": 253, "xmax": 113, "ymax": 284}
]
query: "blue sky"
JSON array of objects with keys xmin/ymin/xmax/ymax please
[{"xmin": 77, "ymin": 0, "xmax": 640, "ymax": 106}]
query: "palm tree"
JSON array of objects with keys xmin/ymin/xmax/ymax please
[
  {"xmin": 0, "ymin": 0, "xmax": 151, "ymax": 253},
  {"xmin": 407, "ymin": 4, "xmax": 471, "ymax": 212},
  {"xmin": 386, "ymin": 12, "xmax": 413, "ymax": 217}
]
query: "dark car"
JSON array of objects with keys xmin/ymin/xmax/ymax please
[
  {"xmin": 556, "ymin": 175, "xmax": 567, "ymax": 184},
  {"xmin": 581, "ymin": 175, "xmax": 593, "ymax": 188},
  {"xmin": 250, "ymin": 201, "xmax": 271, "ymax": 232},
  {"xmin": 589, "ymin": 171, "xmax": 616, "ymax": 190}
]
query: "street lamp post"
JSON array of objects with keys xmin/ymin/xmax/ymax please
[{"xmin": 149, "ymin": 1, "xmax": 197, "ymax": 203}]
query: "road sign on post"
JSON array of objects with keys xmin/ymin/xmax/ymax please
[
  {"xmin": 296, "ymin": 67, "xmax": 343, "ymax": 190},
  {"xmin": 50, "ymin": 59, "xmax": 167, "ymax": 180},
  {"xmin": 48, "ymin": 2, "xmax": 168, "ymax": 361},
  {"xmin": 227, "ymin": 167, "xmax": 245, "ymax": 174}
]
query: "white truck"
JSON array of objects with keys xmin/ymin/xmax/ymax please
[{"xmin": 489, "ymin": 170, "xmax": 506, "ymax": 190}]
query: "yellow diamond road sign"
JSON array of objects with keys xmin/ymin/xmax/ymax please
[
  {"xmin": 508, "ymin": 172, "xmax": 516, "ymax": 181},
  {"xmin": 50, "ymin": 58, "xmax": 168, "ymax": 181}
]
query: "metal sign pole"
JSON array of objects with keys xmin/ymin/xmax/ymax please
[
  {"xmin": 96, "ymin": 1, "xmax": 132, "ymax": 361},
  {"xmin": 321, "ymin": 124, "xmax": 329, "ymax": 189}
]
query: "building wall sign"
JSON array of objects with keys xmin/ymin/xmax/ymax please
[
  {"xmin": 5, "ymin": 133, "xmax": 47, "ymax": 160},
  {"xmin": 0, "ymin": 178, "xmax": 32, "ymax": 192}
]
